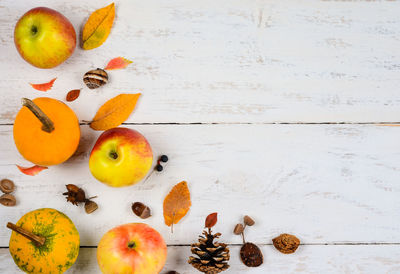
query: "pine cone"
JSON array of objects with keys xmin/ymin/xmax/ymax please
[{"xmin": 188, "ymin": 229, "xmax": 230, "ymax": 274}]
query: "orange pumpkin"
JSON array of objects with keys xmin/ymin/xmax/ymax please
[{"xmin": 13, "ymin": 97, "xmax": 80, "ymax": 166}]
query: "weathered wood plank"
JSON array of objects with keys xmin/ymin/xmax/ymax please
[
  {"xmin": 0, "ymin": 0, "xmax": 399, "ymax": 123},
  {"xmin": 0, "ymin": 124, "xmax": 399, "ymax": 246},
  {"xmin": 1, "ymin": 245, "xmax": 400, "ymax": 274}
]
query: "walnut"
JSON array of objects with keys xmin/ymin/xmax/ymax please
[{"xmin": 272, "ymin": 233, "xmax": 300, "ymax": 254}]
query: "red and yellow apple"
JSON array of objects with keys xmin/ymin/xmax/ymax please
[
  {"xmin": 14, "ymin": 7, "xmax": 76, "ymax": 68},
  {"xmin": 97, "ymin": 223, "xmax": 167, "ymax": 274},
  {"xmin": 89, "ymin": 127, "xmax": 153, "ymax": 187}
]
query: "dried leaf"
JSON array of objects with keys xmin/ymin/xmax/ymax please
[
  {"xmin": 0, "ymin": 194, "xmax": 16, "ymax": 207},
  {"xmin": 29, "ymin": 78, "xmax": 56, "ymax": 91},
  {"xmin": 0, "ymin": 179, "xmax": 15, "ymax": 194},
  {"xmin": 90, "ymin": 93, "xmax": 141, "ymax": 130},
  {"xmin": 66, "ymin": 89, "xmax": 81, "ymax": 102},
  {"xmin": 104, "ymin": 57, "xmax": 132, "ymax": 70},
  {"xmin": 16, "ymin": 165, "xmax": 48, "ymax": 176},
  {"xmin": 205, "ymin": 212, "xmax": 218, "ymax": 228},
  {"xmin": 240, "ymin": 242, "xmax": 263, "ymax": 267},
  {"xmin": 163, "ymin": 181, "xmax": 191, "ymax": 231},
  {"xmin": 234, "ymin": 223, "xmax": 244, "ymax": 235},
  {"xmin": 82, "ymin": 3, "xmax": 115, "ymax": 50},
  {"xmin": 244, "ymin": 215, "xmax": 255, "ymax": 226}
]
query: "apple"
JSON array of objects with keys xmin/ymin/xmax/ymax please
[
  {"xmin": 89, "ymin": 127, "xmax": 153, "ymax": 187},
  {"xmin": 14, "ymin": 7, "xmax": 76, "ymax": 68},
  {"xmin": 97, "ymin": 223, "xmax": 167, "ymax": 274}
]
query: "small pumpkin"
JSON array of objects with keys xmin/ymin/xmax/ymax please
[
  {"xmin": 13, "ymin": 97, "xmax": 80, "ymax": 166},
  {"xmin": 8, "ymin": 208, "xmax": 80, "ymax": 274}
]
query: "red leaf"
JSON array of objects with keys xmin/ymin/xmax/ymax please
[
  {"xmin": 66, "ymin": 89, "xmax": 81, "ymax": 102},
  {"xmin": 30, "ymin": 78, "xmax": 57, "ymax": 91},
  {"xmin": 104, "ymin": 57, "xmax": 132, "ymax": 70},
  {"xmin": 16, "ymin": 165, "xmax": 48, "ymax": 176},
  {"xmin": 205, "ymin": 212, "xmax": 218, "ymax": 228}
]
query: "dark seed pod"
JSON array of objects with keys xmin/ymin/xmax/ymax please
[
  {"xmin": 240, "ymin": 242, "xmax": 263, "ymax": 267},
  {"xmin": 132, "ymin": 202, "xmax": 151, "ymax": 219},
  {"xmin": 0, "ymin": 179, "xmax": 15, "ymax": 194},
  {"xmin": 83, "ymin": 68, "xmax": 108, "ymax": 89}
]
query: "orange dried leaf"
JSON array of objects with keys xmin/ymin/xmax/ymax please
[
  {"xmin": 66, "ymin": 89, "xmax": 81, "ymax": 102},
  {"xmin": 82, "ymin": 3, "xmax": 115, "ymax": 50},
  {"xmin": 104, "ymin": 57, "xmax": 132, "ymax": 70},
  {"xmin": 16, "ymin": 165, "xmax": 48, "ymax": 176},
  {"xmin": 163, "ymin": 181, "xmax": 191, "ymax": 231},
  {"xmin": 30, "ymin": 78, "xmax": 56, "ymax": 91},
  {"xmin": 90, "ymin": 93, "xmax": 141, "ymax": 130},
  {"xmin": 205, "ymin": 212, "xmax": 218, "ymax": 228}
]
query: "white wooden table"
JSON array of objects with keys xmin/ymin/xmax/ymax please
[{"xmin": 1, "ymin": 0, "xmax": 400, "ymax": 273}]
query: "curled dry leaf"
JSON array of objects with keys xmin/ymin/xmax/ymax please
[
  {"xmin": 85, "ymin": 200, "xmax": 98, "ymax": 214},
  {"xmin": 0, "ymin": 179, "xmax": 15, "ymax": 194},
  {"xmin": 205, "ymin": 212, "xmax": 218, "ymax": 228},
  {"xmin": 132, "ymin": 202, "xmax": 151, "ymax": 219},
  {"xmin": 0, "ymin": 194, "xmax": 16, "ymax": 207},
  {"xmin": 233, "ymin": 223, "xmax": 244, "ymax": 235},
  {"xmin": 272, "ymin": 233, "xmax": 300, "ymax": 254},
  {"xmin": 163, "ymin": 181, "xmax": 191, "ymax": 232},
  {"xmin": 30, "ymin": 78, "xmax": 56, "ymax": 91},
  {"xmin": 240, "ymin": 242, "xmax": 263, "ymax": 267},
  {"xmin": 90, "ymin": 93, "xmax": 141, "ymax": 130},
  {"xmin": 104, "ymin": 57, "xmax": 133, "ymax": 70},
  {"xmin": 82, "ymin": 3, "xmax": 115, "ymax": 50},
  {"xmin": 16, "ymin": 165, "xmax": 48, "ymax": 176},
  {"xmin": 244, "ymin": 215, "xmax": 255, "ymax": 226},
  {"xmin": 66, "ymin": 89, "xmax": 81, "ymax": 102}
]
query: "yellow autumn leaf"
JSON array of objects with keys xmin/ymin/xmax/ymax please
[
  {"xmin": 163, "ymin": 181, "xmax": 191, "ymax": 232},
  {"xmin": 90, "ymin": 93, "xmax": 141, "ymax": 130},
  {"xmin": 82, "ymin": 3, "xmax": 115, "ymax": 50}
]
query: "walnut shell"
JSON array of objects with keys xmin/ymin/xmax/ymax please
[{"xmin": 272, "ymin": 233, "xmax": 300, "ymax": 254}]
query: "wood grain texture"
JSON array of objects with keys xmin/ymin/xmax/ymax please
[
  {"xmin": 2, "ymin": 245, "xmax": 400, "ymax": 274},
  {"xmin": 1, "ymin": 124, "xmax": 399, "ymax": 246},
  {"xmin": 0, "ymin": 0, "xmax": 399, "ymax": 123}
]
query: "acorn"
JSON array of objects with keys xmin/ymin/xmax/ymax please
[{"xmin": 83, "ymin": 68, "xmax": 108, "ymax": 89}]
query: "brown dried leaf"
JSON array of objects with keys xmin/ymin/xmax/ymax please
[
  {"xmin": 0, "ymin": 179, "xmax": 15, "ymax": 194},
  {"xmin": 272, "ymin": 233, "xmax": 300, "ymax": 254},
  {"xmin": 132, "ymin": 202, "xmax": 151, "ymax": 219},
  {"xmin": 233, "ymin": 223, "xmax": 244, "ymax": 235},
  {"xmin": 90, "ymin": 93, "xmax": 141, "ymax": 130},
  {"xmin": 163, "ymin": 181, "xmax": 191, "ymax": 232},
  {"xmin": 244, "ymin": 215, "xmax": 255, "ymax": 226},
  {"xmin": 0, "ymin": 194, "xmax": 16, "ymax": 207},
  {"xmin": 205, "ymin": 212, "xmax": 218, "ymax": 228},
  {"xmin": 66, "ymin": 89, "xmax": 81, "ymax": 102},
  {"xmin": 240, "ymin": 242, "xmax": 263, "ymax": 267}
]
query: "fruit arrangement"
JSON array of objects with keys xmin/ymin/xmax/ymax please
[{"xmin": 4, "ymin": 3, "xmax": 301, "ymax": 274}]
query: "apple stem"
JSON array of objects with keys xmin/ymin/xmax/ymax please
[
  {"xmin": 6, "ymin": 222, "xmax": 46, "ymax": 247},
  {"xmin": 22, "ymin": 98, "xmax": 54, "ymax": 133}
]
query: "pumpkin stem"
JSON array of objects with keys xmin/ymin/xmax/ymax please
[
  {"xmin": 6, "ymin": 222, "xmax": 46, "ymax": 247},
  {"xmin": 21, "ymin": 98, "xmax": 55, "ymax": 133}
]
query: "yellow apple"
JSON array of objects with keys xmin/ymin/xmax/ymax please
[
  {"xmin": 97, "ymin": 223, "xmax": 167, "ymax": 274},
  {"xmin": 14, "ymin": 7, "xmax": 76, "ymax": 68},
  {"xmin": 89, "ymin": 127, "xmax": 153, "ymax": 187}
]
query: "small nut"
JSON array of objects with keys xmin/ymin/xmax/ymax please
[
  {"xmin": 240, "ymin": 242, "xmax": 263, "ymax": 267},
  {"xmin": 0, "ymin": 194, "xmax": 16, "ymax": 206},
  {"xmin": 84, "ymin": 200, "xmax": 98, "ymax": 214},
  {"xmin": 272, "ymin": 233, "xmax": 300, "ymax": 254},
  {"xmin": 244, "ymin": 215, "xmax": 255, "ymax": 226},
  {"xmin": 0, "ymin": 179, "xmax": 15, "ymax": 194},
  {"xmin": 234, "ymin": 223, "xmax": 244, "ymax": 235},
  {"xmin": 132, "ymin": 202, "xmax": 151, "ymax": 219}
]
